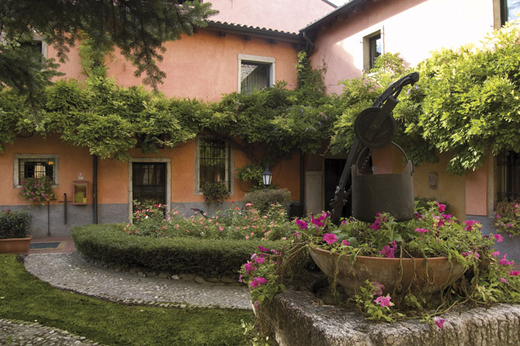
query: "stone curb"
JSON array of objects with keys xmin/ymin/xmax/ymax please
[
  {"xmin": 23, "ymin": 253, "xmax": 252, "ymax": 310},
  {"xmin": 0, "ymin": 318, "xmax": 102, "ymax": 345}
]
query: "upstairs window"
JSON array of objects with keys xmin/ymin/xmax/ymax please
[
  {"xmin": 501, "ymin": 0, "xmax": 520, "ymax": 25},
  {"xmin": 14, "ymin": 154, "xmax": 59, "ymax": 187},
  {"xmin": 369, "ymin": 34, "xmax": 381, "ymax": 70},
  {"xmin": 364, "ymin": 31, "xmax": 382, "ymax": 72},
  {"xmin": 238, "ymin": 54, "xmax": 275, "ymax": 95}
]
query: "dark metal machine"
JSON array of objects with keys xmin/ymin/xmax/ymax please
[{"xmin": 330, "ymin": 72, "xmax": 419, "ymax": 224}]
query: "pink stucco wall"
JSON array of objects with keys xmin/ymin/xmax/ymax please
[
  {"xmin": 311, "ymin": 0, "xmax": 494, "ymax": 95},
  {"xmin": 209, "ymin": 0, "xmax": 335, "ymax": 33},
  {"xmin": 48, "ymin": 29, "xmax": 299, "ymax": 102}
]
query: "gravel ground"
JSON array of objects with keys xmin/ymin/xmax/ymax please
[{"xmin": 0, "ymin": 252, "xmax": 251, "ymax": 345}]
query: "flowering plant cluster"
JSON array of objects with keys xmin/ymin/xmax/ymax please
[
  {"xmin": 18, "ymin": 177, "xmax": 56, "ymax": 205},
  {"xmin": 238, "ymin": 246, "xmax": 286, "ymax": 310},
  {"xmin": 243, "ymin": 201, "xmax": 520, "ymax": 327},
  {"xmin": 494, "ymin": 201, "xmax": 520, "ymax": 236},
  {"xmin": 124, "ymin": 201, "xmax": 294, "ymax": 241}
]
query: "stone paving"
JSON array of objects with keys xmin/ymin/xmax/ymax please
[{"xmin": 0, "ymin": 252, "xmax": 251, "ymax": 345}]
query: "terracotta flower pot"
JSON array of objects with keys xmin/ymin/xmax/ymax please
[
  {"xmin": 0, "ymin": 236, "xmax": 33, "ymax": 254},
  {"xmin": 309, "ymin": 247, "xmax": 466, "ymax": 296}
]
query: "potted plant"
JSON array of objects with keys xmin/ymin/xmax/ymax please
[
  {"xmin": 200, "ymin": 182, "xmax": 230, "ymax": 205},
  {"xmin": 240, "ymin": 201, "xmax": 520, "ymax": 324},
  {"xmin": 0, "ymin": 209, "xmax": 32, "ymax": 254},
  {"xmin": 18, "ymin": 176, "xmax": 56, "ymax": 205}
]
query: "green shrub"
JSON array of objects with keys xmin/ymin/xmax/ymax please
[
  {"xmin": 72, "ymin": 223, "xmax": 286, "ymax": 278},
  {"xmin": 200, "ymin": 182, "xmax": 230, "ymax": 204},
  {"xmin": 243, "ymin": 189, "xmax": 291, "ymax": 215},
  {"xmin": 494, "ymin": 201, "xmax": 520, "ymax": 236},
  {"xmin": 0, "ymin": 209, "xmax": 31, "ymax": 239}
]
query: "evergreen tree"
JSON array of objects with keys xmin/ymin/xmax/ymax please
[{"xmin": 0, "ymin": 0, "xmax": 216, "ymax": 95}]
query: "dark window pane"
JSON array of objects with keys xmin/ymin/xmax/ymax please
[
  {"xmin": 498, "ymin": 151, "xmax": 520, "ymax": 201},
  {"xmin": 241, "ymin": 63, "xmax": 270, "ymax": 95},
  {"xmin": 199, "ymin": 137, "xmax": 229, "ymax": 189},
  {"xmin": 369, "ymin": 34, "xmax": 381, "ymax": 70},
  {"xmin": 19, "ymin": 158, "xmax": 56, "ymax": 183}
]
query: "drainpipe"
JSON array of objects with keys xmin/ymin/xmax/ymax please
[{"xmin": 93, "ymin": 154, "xmax": 98, "ymax": 224}]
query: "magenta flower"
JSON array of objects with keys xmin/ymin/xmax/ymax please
[
  {"xmin": 435, "ymin": 201, "xmax": 446, "ymax": 213},
  {"xmin": 500, "ymin": 277, "xmax": 510, "ymax": 285},
  {"xmin": 372, "ymin": 282, "xmax": 385, "ymax": 296},
  {"xmin": 494, "ymin": 234, "xmax": 504, "ymax": 243},
  {"xmin": 373, "ymin": 295, "xmax": 392, "ymax": 307},
  {"xmin": 323, "ymin": 233, "xmax": 338, "ymax": 245},
  {"xmin": 258, "ymin": 246, "xmax": 270, "ymax": 252},
  {"xmin": 463, "ymin": 220, "xmax": 480, "ymax": 231},
  {"xmin": 415, "ymin": 228, "xmax": 430, "ymax": 234},
  {"xmin": 370, "ymin": 219, "xmax": 381, "ymax": 231},
  {"xmin": 496, "ymin": 214, "xmax": 500, "ymax": 218},
  {"xmin": 434, "ymin": 317, "xmax": 446, "ymax": 329},
  {"xmin": 491, "ymin": 251, "xmax": 501, "ymax": 258},
  {"xmin": 442, "ymin": 214, "xmax": 452, "ymax": 220},
  {"xmin": 508, "ymin": 270, "xmax": 520, "ymax": 276},
  {"xmin": 499, "ymin": 253, "xmax": 514, "ymax": 266},
  {"xmin": 238, "ymin": 275, "xmax": 243, "ymax": 283},
  {"xmin": 461, "ymin": 251, "xmax": 480, "ymax": 259},
  {"xmin": 379, "ymin": 241, "xmax": 397, "ymax": 258},
  {"xmin": 244, "ymin": 262, "xmax": 256, "ymax": 274},
  {"xmin": 311, "ymin": 214, "xmax": 325, "ymax": 227},
  {"xmin": 250, "ymin": 277, "xmax": 268, "ymax": 288},
  {"xmin": 295, "ymin": 218, "xmax": 308, "ymax": 230},
  {"xmin": 342, "ymin": 240, "xmax": 350, "ymax": 246}
]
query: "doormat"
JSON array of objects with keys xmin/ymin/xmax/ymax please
[{"xmin": 30, "ymin": 242, "xmax": 61, "ymax": 249}]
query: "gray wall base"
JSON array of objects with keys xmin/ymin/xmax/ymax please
[{"xmin": 469, "ymin": 214, "xmax": 520, "ymax": 262}]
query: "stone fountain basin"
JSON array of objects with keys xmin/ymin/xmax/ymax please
[{"xmin": 309, "ymin": 247, "xmax": 466, "ymax": 296}]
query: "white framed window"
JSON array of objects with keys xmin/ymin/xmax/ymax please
[
  {"xmin": 363, "ymin": 31, "xmax": 382, "ymax": 72},
  {"xmin": 194, "ymin": 135, "xmax": 234, "ymax": 195},
  {"xmin": 14, "ymin": 154, "xmax": 59, "ymax": 187},
  {"xmin": 20, "ymin": 35, "xmax": 48, "ymax": 59},
  {"xmin": 238, "ymin": 54, "xmax": 275, "ymax": 95}
]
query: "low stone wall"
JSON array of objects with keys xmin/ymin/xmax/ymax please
[{"xmin": 257, "ymin": 289, "xmax": 520, "ymax": 346}]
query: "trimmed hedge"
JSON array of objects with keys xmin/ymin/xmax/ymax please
[
  {"xmin": 0, "ymin": 209, "xmax": 31, "ymax": 239},
  {"xmin": 71, "ymin": 223, "xmax": 285, "ymax": 278}
]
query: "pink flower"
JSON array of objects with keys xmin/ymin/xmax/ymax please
[
  {"xmin": 442, "ymin": 214, "xmax": 452, "ymax": 220},
  {"xmin": 491, "ymin": 251, "xmax": 501, "ymax": 258},
  {"xmin": 370, "ymin": 219, "xmax": 381, "ymax": 231},
  {"xmin": 245, "ymin": 203, "xmax": 254, "ymax": 207},
  {"xmin": 463, "ymin": 220, "xmax": 480, "ymax": 231},
  {"xmin": 435, "ymin": 201, "xmax": 446, "ymax": 213},
  {"xmin": 500, "ymin": 277, "xmax": 510, "ymax": 285},
  {"xmin": 238, "ymin": 275, "xmax": 243, "ymax": 283},
  {"xmin": 373, "ymin": 295, "xmax": 392, "ymax": 307},
  {"xmin": 496, "ymin": 214, "xmax": 500, "ymax": 218},
  {"xmin": 294, "ymin": 231, "xmax": 301, "ymax": 237},
  {"xmin": 342, "ymin": 240, "xmax": 350, "ymax": 246},
  {"xmin": 434, "ymin": 317, "xmax": 446, "ymax": 329},
  {"xmin": 461, "ymin": 251, "xmax": 480, "ymax": 259},
  {"xmin": 250, "ymin": 277, "xmax": 268, "ymax": 288},
  {"xmin": 372, "ymin": 282, "xmax": 385, "ymax": 296},
  {"xmin": 323, "ymin": 233, "xmax": 337, "ymax": 245},
  {"xmin": 253, "ymin": 301, "xmax": 259, "ymax": 310},
  {"xmin": 415, "ymin": 228, "xmax": 430, "ymax": 234},
  {"xmin": 499, "ymin": 253, "xmax": 514, "ymax": 266},
  {"xmin": 311, "ymin": 214, "xmax": 325, "ymax": 227},
  {"xmin": 295, "ymin": 218, "xmax": 308, "ymax": 230},
  {"xmin": 508, "ymin": 270, "xmax": 520, "ymax": 276},
  {"xmin": 244, "ymin": 262, "xmax": 256, "ymax": 274},
  {"xmin": 219, "ymin": 226, "xmax": 224, "ymax": 231},
  {"xmin": 494, "ymin": 234, "xmax": 504, "ymax": 243},
  {"xmin": 258, "ymin": 246, "xmax": 270, "ymax": 252},
  {"xmin": 379, "ymin": 241, "xmax": 397, "ymax": 258}
]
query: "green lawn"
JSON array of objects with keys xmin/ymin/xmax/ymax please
[{"xmin": 0, "ymin": 255, "xmax": 253, "ymax": 345}]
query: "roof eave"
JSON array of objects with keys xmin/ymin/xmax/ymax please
[
  {"xmin": 205, "ymin": 21, "xmax": 302, "ymax": 44},
  {"xmin": 300, "ymin": 0, "xmax": 366, "ymax": 33}
]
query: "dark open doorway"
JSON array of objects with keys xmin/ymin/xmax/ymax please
[{"xmin": 324, "ymin": 159, "xmax": 351, "ymax": 218}]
